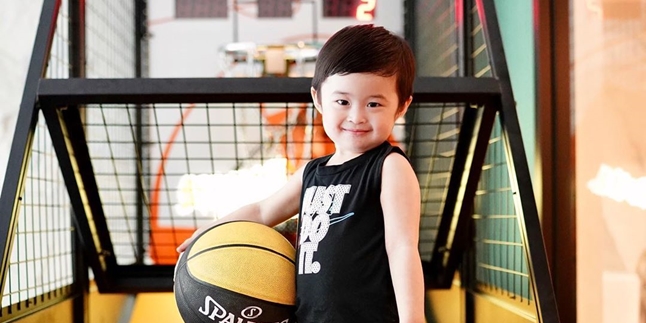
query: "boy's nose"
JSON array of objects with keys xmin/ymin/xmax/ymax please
[{"xmin": 347, "ymin": 106, "xmax": 367, "ymax": 124}]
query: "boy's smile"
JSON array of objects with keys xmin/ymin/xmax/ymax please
[{"xmin": 311, "ymin": 72, "xmax": 411, "ymax": 164}]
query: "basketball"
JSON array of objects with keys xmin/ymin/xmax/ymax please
[{"xmin": 173, "ymin": 221, "xmax": 296, "ymax": 323}]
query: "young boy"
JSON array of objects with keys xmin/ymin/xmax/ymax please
[{"xmin": 177, "ymin": 24, "xmax": 425, "ymax": 323}]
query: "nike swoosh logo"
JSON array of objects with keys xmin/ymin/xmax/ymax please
[{"xmin": 329, "ymin": 212, "xmax": 355, "ymax": 225}]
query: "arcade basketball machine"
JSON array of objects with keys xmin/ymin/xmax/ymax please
[{"xmin": 0, "ymin": 0, "xmax": 560, "ymax": 321}]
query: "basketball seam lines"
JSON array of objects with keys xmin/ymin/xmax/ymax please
[{"xmin": 188, "ymin": 243, "xmax": 296, "ymax": 264}]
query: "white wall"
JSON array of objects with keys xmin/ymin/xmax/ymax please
[
  {"xmin": 147, "ymin": 0, "xmax": 404, "ymax": 77},
  {"xmin": 0, "ymin": 0, "xmax": 44, "ymax": 188}
]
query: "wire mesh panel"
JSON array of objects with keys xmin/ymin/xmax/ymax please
[
  {"xmin": 84, "ymin": 102, "xmax": 318, "ymax": 265},
  {"xmin": 1, "ymin": 0, "xmax": 140, "ymax": 317},
  {"xmin": 415, "ymin": 0, "xmax": 460, "ymax": 77},
  {"xmin": 409, "ymin": 103, "xmax": 464, "ymax": 261},
  {"xmin": 85, "ymin": 0, "xmax": 136, "ymax": 78},
  {"xmin": 1, "ymin": 1, "xmax": 77, "ymax": 320},
  {"xmin": 1, "ymin": 114, "xmax": 75, "ymax": 315},
  {"xmin": 30, "ymin": 73, "xmax": 511, "ymax": 295},
  {"xmin": 469, "ymin": 0, "xmax": 533, "ymax": 308},
  {"xmin": 45, "ymin": 0, "xmax": 70, "ymax": 79},
  {"xmin": 86, "ymin": 103, "xmax": 144, "ymax": 265},
  {"xmin": 78, "ymin": 99, "xmax": 466, "ymax": 265},
  {"xmin": 410, "ymin": 0, "xmax": 466, "ymax": 261},
  {"xmin": 470, "ymin": 3, "xmax": 491, "ymax": 78},
  {"xmin": 84, "ymin": 0, "xmax": 138, "ymax": 264},
  {"xmin": 473, "ymin": 117, "xmax": 532, "ymax": 302}
]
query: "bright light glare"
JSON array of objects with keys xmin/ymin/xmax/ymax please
[
  {"xmin": 174, "ymin": 158, "xmax": 288, "ymax": 219},
  {"xmin": 587, "ymin": 164, "xmax": 646, "ymax": 210}
]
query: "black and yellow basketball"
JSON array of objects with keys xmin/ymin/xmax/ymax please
[{"xmin": 173, "ymin": 221, "xmax": 296, "ymax": 323}]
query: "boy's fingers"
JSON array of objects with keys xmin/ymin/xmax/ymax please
[
  {"xmin": 176, "ymin": 240, "xmax": 189, "ymax": 253},
  {"xmin": 176, "ymin": 226, "xmax": 206, "ymax": 252}
]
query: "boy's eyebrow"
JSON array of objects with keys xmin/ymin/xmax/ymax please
[
  {"xmin": 369, "ymin": 94, "xmax": 389, "ymax": 101},
  {"xmin": 332, "ymin": 91, "xmax": 390, "ymax": 101}
]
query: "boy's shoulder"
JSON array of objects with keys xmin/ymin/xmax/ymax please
[
  {"xmin": 303, "ymin": 141, "xmax": 409, "ymax": 175},
  {"xmin": 383, "ymin": 142, "xmax": 407, "ymax": 157}
]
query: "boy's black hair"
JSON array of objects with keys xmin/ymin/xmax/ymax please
[{"xmin": 312, "ymin": 24, "xmax": 416, "ymax": 110}]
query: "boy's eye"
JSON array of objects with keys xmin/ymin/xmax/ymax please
[
  {"xmin": 335, "ymin": 99, "xmax": 349, "ymax": 105},
  {"xmin": 367, "ymin": 102, "xmax": 381, "ymax": 108}
]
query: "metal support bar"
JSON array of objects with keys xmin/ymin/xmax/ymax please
[
  {"xmin": 69, "ymin": 0, "xmax": 89, "ymax": 319},
  {"xmin": 476, "ymin": 0, "xmax": 560, "ymax": 321},
  {"xmin": 41, "ymin": 104, "xmax": 118, "ymax": 291},
  {"xmin": 36, "ymin": 77, "xmax": 502, "ymax": 106},
  {"xmin": 134, "ymin": 0, "xmax": 147, "ymax": 265},
  {"xmin": 403, "ymin": 0, "xmax": 416, "ymax": 54},
  {"xmin": 72, "ymin": 212, "xmax": 89, "ymax": 323},
  {"xmin": 135, "ymin": 105, "xmax": 145, "ymax": 265},
  {"xmin": 0, "ymin": 0, "xmax": 61, "ymax": 296},
  {"xmin": 458, "ymin": 0, "xmax": 471, "ymax": 77},
  {"xmin": 427, "ymin": 103, "xmax": 496, "ymax": 288}
]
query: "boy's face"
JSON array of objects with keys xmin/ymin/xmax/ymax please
[{"xmin": 311, "ymin": 73, "xmax": 411, "ymax": 157}]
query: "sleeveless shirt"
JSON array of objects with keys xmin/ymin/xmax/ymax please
[{"xmin": 294, "ymin": 141, "xmax": 405, "ymax": 323}]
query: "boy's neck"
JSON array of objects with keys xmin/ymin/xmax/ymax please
[
  {"xmin": 325, "ymin": 142, "xmax": 387, "ymax": 166},
  {"xmin": 326, "ymin": 151, "xmax": 363, "ymax": 166}
]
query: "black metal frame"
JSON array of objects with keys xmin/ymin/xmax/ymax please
[
  {"xmin": 403, "ymin": 0, "xmax": 416, "ymax": 56},
  {"xmin": 69, "ymin": 0, "xmax": 89, "ymax": 320},
  {"xmin": 36, "ymin": 77, "xmax": 502, "ymax": 106},
  {"xmin": 426, "ymin": 102, "xmax": 497, "ymax": 289},
  {"xmin": 41, "ymin": 104, "xmax": 119, "ymax": 291},
  {"xmin": 35, "ymin": 76, "xmax": 500, "ymax": 293},
  {"xmin": 414, "ymin": 0, "xmax": 560, "ymax": 321},
  {"xmin": 476, "ymin": 0, "xmax": 559, "ymax": 321},
  {"xmin": 135, "ymin": 0, "xmax": 149, "ymax": 266}
]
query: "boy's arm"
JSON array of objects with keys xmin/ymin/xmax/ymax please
[
  {"xmin": 176, "ymin": 164, "xmax": 305, "ymax": 252},
  {"xmin": 381, "ymin": 153, "xmax": 426, "ymax": 323}
]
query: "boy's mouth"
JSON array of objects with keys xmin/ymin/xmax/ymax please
[{"xmin": 342, "ymin": 127, "xmax": 370, "ymax": 133}]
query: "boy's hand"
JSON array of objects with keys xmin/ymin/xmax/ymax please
[
  {"xmin": 176, "ymin": 225, "xmax": 210, "ymax": 253},
  {"xmin": 176, "ymin": 236, "xmax": 191, "ymax": 253}
]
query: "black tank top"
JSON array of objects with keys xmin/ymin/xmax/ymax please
[{"xmin": 294, "ymin": 141, "xmax": 404, "ymax": 323}]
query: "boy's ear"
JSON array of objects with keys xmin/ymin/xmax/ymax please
[
  {"xmin": 311, "ymin": 87, "xmax": 322, "ymax": 114},
  {"xmin": 396, "ymin": 96, "xmax": 413, "ymax": 119}
]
